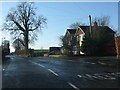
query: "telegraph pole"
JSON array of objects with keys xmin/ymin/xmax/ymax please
[{"xmin": 89, "ymin": 15, "xmax": 92, "ymax": 38}]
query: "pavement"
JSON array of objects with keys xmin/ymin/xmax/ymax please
[{"xmin": 2, "ymin": 55, "xmax": 120, "ymax": 89}]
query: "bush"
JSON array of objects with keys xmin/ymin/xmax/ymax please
[{"xmin": 16, "ymin": 49, "xmax": 29, "ymax": 56}]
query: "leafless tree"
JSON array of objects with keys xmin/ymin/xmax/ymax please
[
  {"xmin": 92, "ymin": 15, "xmax": 110, "ymax": 26},
  {"xmin": 69, "ymin": 22, "xmax": 85, "ymax": 29},
  {"xmin": 12, "ymin": 38, "xmax": 24, "ymax": 52},
  {"xmin": 2, "ymin": 2, "xmax": 47, "ymax": 51}
]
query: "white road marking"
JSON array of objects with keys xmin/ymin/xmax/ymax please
[
  {"xmin": 29, "ymin": 60, "xmax": 45, "ymax": 68},
  {"xmin": 91, "ymin": 63, "xmax": 96, "ymax": 64},
  {"xmin": 104, "ymin": 74, "xmax": 111, "ymax": 78},
  {"xmin": 67, "ymin": 82, "xmax": 79, "ymax": 90},
  {"xmin": 68, "ymin": 60, "xmax": 75, "ymax": 62},
  {"xmin": 95, "ymin": 75, "xmax": 107, "ymax": 79},
  {"xmin": 116, "ymin": 72, "xmax": 120, "ymax": 75},
  {"xmin": 92, "ymin": 75, "xmax": 99, "ymax": 79},
  {"xmin": 85, "ymin": 62, "xmax": 90, "ymax": 64},
  {"xmin": 98, "ymin": 61, "xmax": 106, "ymax": 65},
  {"xmin": 108, "ymin": 73, "xmax": 115, "ymax": 75},
  {"xmin": 11, "ymin": 58, "xmax": 14, "ymax": 60},
  {"xmin": 85, "ymin": 74, "xmax": 95, "ymax": 80},
  {"xmin": 93, "ymin": 73, "xmax": 117, "ymax": 80},
  {"xmin": 86, "ymin": 74, "xmax": 92, "ymax": 78},
  {"xmin": 102, "ymin": 75, "xmax": 117, "ymax": 80},
  {"xmin": 38, "ymin": 64, "xmax": 45, "ymax": 68},
  {"xmin": 77, "ymin": 75, "xmax": 82, "ymax": 78},
  {"xmin": 109, "ymin": 77, "xmax": 116, "ymax": 80},
  {"xmin": 48, "ymin": 69, "xmax": 59, "ymax": 76}
]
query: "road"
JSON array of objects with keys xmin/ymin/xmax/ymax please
[{"xmin": 2, "ymin": 55, "xmax": 120, "ymax": 89}]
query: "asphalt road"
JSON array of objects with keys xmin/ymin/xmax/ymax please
[{"xmin": 2, "ymin": 55, "xmax": 120, "ymax": 89}]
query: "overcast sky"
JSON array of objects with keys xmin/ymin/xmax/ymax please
[{"xmin": 0, "ymin": 1, "xmax": 119, "ymax": 52}]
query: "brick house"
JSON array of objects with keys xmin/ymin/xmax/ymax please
[
  {"xmin": 115, "ymin": 36, "xmax": 120, "ymax": 57},
  {"xmin": 63, "ymin": 24, "xmax": 116, "ymax": 56}
]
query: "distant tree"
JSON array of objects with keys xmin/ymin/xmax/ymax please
[
  {"xmin": 92, "ymin": 15, "xmax": 110, "ymax": 26},
  {"xmin": 2, "ymin": 40, "xmax": 10, "ymax": 55},
  {"xmin": 59, "ymin": 35, "xmax": 77, "ymax": 56},
  {"xmin": 2, "ymin": 2, "xmax": 47, "ymax": 53},
  {"xmin": 115, "ymin": 30, "xmax": 120, "ymax": 37},
  {"xmin": 59, "ymin": 35, "xmax": 64, "ymax": 47},
  {"xmin": 69, "ymin": 22, "xmax": 85, "ymax": 29},
  {"xmin": 12, "ymin": 38, "xmax": 25, "ymax": 52}
]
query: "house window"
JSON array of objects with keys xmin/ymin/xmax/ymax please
[
  {"xmin": 77, "ymin": 36, "xmax": 79, "ymax": 41},
  {"xmin": 82, "ymin": 35, "xmax": 85, "ymax": 41}
]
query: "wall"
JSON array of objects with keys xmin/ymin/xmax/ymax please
[{"xmin": 115, "ymin": 36, "xmax": 120, "ymax": 57}]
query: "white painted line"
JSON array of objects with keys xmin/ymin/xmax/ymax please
[
  {"xmin": 48, "ymin": 69, "xmax": 58, "ymax": 76},
  {"xmin": 93, "ymin": 73, "xmax": 116, "ymax": 80},
  {"xmin": 68, "ymin": 60, "xmax": 75, "ymax": 62},
  {"xmin": 85, "ymin": 74, "xmax": 96, "ymax": 80},
  {"xmin": 91, "ymin": 63, "xmax": 95, "ymax": 64},
  {"xmin": 96, "ymin": 75, "xmax": 107, "ymax": 79},
  {"xmin": 104, "ymin": 75, "xmax": 111, "ymax": 78},
  {"xmin": 98, "ymin": 61, "xmax": 106, "ymax": 65},
  {"xmin": 116, "ymin": 72, "xmax": 120, "ymax": 75},
  {"xmin": 86, "ymin": 62, "xmax": 90, "ymax": 64},
  {"xmin": 67, "ymin": 82, "xmax": 79, "ymax": 90},
  {"xmin": 103, "ymin": 75, "xmax": 116, "ymax": 80},
  {"xmin": 93, "ymin": 74, "xmax": 106, "ymax": 80},
  {"xmin": 77, "ymin": 75, "xmax": 82, "ymax": 78},
  {"xmin": 29, "ymin": 60, "xmax": 45, "ymax": 68},
  {"xmin": 38, "ymin": 64, "xmax": 45, "ymax": 68},
  {"xmin": 86, "ymin": 74, "xmax": 92, "ymax": 77},
  {"xmin": 92, "ymin": 75, "xmax": 99, "ymax": 79},
  {"xmin": 108, "ymin": 73, "xmax": 115, "ymax": 75},
  {"xmin": 109, "ymin": 77, "xmax": 116, "ymax": 80}
]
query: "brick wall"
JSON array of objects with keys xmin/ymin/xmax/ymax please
[{"xmin": 115, "ymin": 36, "xmax": 120, "ymax": 56}]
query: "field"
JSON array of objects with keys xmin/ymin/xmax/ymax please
[{"xmin": 34, "ymin": 49, "xmax": 49, "ymax": 53}]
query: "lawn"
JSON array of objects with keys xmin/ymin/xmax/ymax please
[{"xmin": 34, "ymin": 49, "xmax": 49, "ymax": 53}]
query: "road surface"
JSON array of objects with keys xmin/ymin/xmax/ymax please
[{"xmin": 2, "ymin": 55, "xmax": 120, "ymax": 89}]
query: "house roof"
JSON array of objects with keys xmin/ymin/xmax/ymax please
[
  {"xmin": 67, "ymin": 29, "xmax": 76, "ymax": 34},
  {"xmin": 79, "ymin": 26, "xmax": 115, "ymax": 33}
]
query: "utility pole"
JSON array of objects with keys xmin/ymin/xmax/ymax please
[{"xmin": 89, "ymin": 15, "xmax": 92, "ymax": 38}]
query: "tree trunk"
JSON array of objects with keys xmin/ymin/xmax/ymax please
[{"xmin": 24, "ymin": 31, "xmax": 29, "ymax": 56}]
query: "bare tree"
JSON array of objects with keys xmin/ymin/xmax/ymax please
[
  {"xmin": 69, "ymin": 22, "xmax": 85, "ymax": 29},
  {"xmin": 2, "ymin": 2, "xmax": 47, "ymax": 51},
  {"xmin": 92, "ymin": 15, "xmax": 110, "ymax": 26},
  {"xmin": 115, "ymin": 30, "xmax": 120, "ymax": 37},
  {"xmin": 12, "ymin": 38, "xmax": 24, "ymax": 52}
]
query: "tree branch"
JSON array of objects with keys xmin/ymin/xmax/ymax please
[{"xmin": 13, "ymin": 20, "xmax": 25, "ymax": 32}]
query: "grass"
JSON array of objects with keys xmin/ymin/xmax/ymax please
[
  {"xmin": 34, "ymin": 49, "xmax": 49, "ymax": 53},
  {"xmin": 49, "ymin": 55, "xmax": 65, "ymax": 58}
]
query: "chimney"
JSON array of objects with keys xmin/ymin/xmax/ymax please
[
  {"xmin": 94, "ymin": 21, "xmax": 98, "ymax": 27},
  {"xmin": 89, "ymin": 15, "xmax": 92, "ymax": 37}
]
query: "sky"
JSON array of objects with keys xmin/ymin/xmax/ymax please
[{"xmin": 0, "ymin": 1, "xmax": 119, "ymax": 52}]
